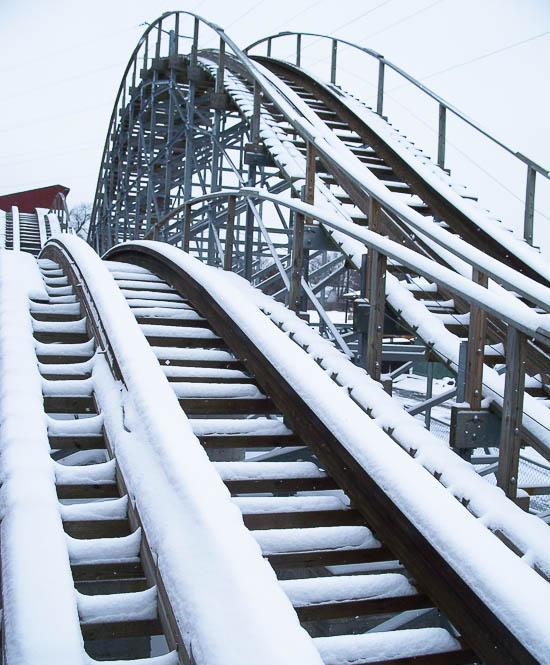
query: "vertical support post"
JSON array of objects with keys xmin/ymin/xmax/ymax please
[
  {"xmin": 296, "ymin": 34, "xmax": 302, "ymax": 67},
  {"xmin": 143, "ymin": 33, "xmax": 149, "ymax": 70},
  {"xmin": 183, "ymin": 204, "xmax": 191, "ymax": 253},
  {"xmin": 224, "ymin": 196, "xmax": 236, "ymax": 271},
  {"xmin": 289, "ymin": 210, "xmax": 305, "ymax": 312},
  {"xmin": 289, "ymin": 142, "xmax": 316, "ymax": 312},
  {"xmin": 425, "ymin": 362, "xmax": 434, "ymax": 428},
  {"xmin": 376, "ymin": 59, "xmax": 385, "ymax": 116},
  {"xmin": 174, "ymin": 13, "xmax": 179, "ymax": 54},
  {"xmin": 456, "ymin": 340, "xmax": 468, "ymax": 403},
  {"xmin": 497, "ymin": 326, "xmax": 526, "ymax": 499},
  {"xmin": 216, "ymin": 37, "xmax": 225, "ymax": 95},
  {"xmin": 251, "ymin": 81, "xmax": 261, "ymax": 142},
  {"xmin": 183, "ymin": 19, "xmax": 199, "ymax": 204},
  {"xmin": 365, "ymin": 199, "xmax": 386, "ymax": 381},
  {"xmin": 523, "ymin": 165, "xmax": 536, "ymax": 246},
  {"xmin": 206, "ymin": 36, "xmax": 226, "ymax": 267},
  {"xmin": 330, "ymin": 39, "xmax": 338, "ymax": 84},
  {"xmin": 464, "ymin": 269, "xmax": 488, "ymax": 410},
  {"xmin": 155, "ymin": 22, "xmax": 162, "ymax": 59},
  {"xmin": 304, "ymin": 142, "xmax": 316, "ymax": 213},
  {"xmin": 358, "ymin": 254, "xmax": 368, "ymax": 367},
  {"xmin": 245, "ymin": 83, "xmax": 261, "ymax": 280},
  {"xmin": 438, "ymin": 103, "xmax": 447, "ymax": 170},
  {"xmin": 267, "ymin": 37, "xmax": 272, "ymax": 57}
]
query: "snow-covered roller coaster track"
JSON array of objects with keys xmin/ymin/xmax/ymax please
[
  {"xmin": 2, "ymin": 234, "xmax": 548, "ymax": 663},
  {"xmin": 0, "ymin": 206, "xmax": 60, "ymax": 254},
  {"xmin": 87, "ymin": 11, "xmax": 550, "ymax": 473}
]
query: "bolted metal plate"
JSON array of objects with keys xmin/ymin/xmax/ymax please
[
  {"xmin": 303, "ymin": 224, "xmax": 332, "ymax": 250},
  {"xmin": 450, "ymin": 408, "xmax": 501, "ymax": 449}
]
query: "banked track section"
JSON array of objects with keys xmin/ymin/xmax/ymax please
[{"xmin": 2, "ymin": 235, "xmax": 550, "ymax": 663}]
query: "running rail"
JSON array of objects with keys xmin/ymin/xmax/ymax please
[
  {"xmin": 245, "ymin": 31, "xmax": 549, "ymax": 245},
  {"xmin": 39, "ymin": 235, "xmax": 321, "ymax": 665},
  {"xmin": 106, "ymin": 239, "xmax": 550, "ymax": 665}
]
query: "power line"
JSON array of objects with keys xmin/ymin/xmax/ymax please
[
  {"xmin": 409, "ymin": 31, "xmax": 549, "ymax": 83},
  {"xmin": 370, "ymin": 85, "xmax": 550, "ymax": 223},
  {"xmin": 0, "ymin": 62, "xmax": 126, "ymax": 105},
  {"xmin": 0, "ymin": 100, "xmax": 112, "ymax": 134},
  {"xmin": 270, "ymin": 0, "xmax": 328, "ymax": 33},
  {"xmin": 300, "ymin": 0, "xmax": 445, "ymax": 70},
  {"xmin": 0, "ymin": 25, "xmax": 140, "ymax": 75},
  {"xmin": 364, "ymin": 0, "xmax": 446, "ymax": 41},
  {"xmin": 0, "ymin": 142, "xmax": 99, "ymax": 169},
  {"xmin": 328, "ymin": 0, "xmax": 396, "ymax": 37},
  {"xmin": 224, "ymin": 0, "xmax": 270, "ymax": 30},
  {"xmin": 279, "ymin": 0, "xmax": 396, "ymax": 60}
]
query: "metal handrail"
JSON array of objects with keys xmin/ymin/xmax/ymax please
[
  {"xmin": 245, "ymin": 31, "xmax": 548, "ymax": 177},
  {"xmin": 245, "ymin": 31, "xmax": 549, "ymax": 245},
  {"xmin": 88, "ymin": 12, "xmax": 550, "ymax": 310},
  {"xmin": 48, "ymin": 192, "xmax": 72, "ymax": 233},
  {"xmin": 147, "ymin": 186, "xmax": 550, "ymax": 346}
]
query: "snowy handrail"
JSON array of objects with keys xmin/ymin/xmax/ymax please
[
  {"xmin": 245, "ymin": 31, "xmax": 548, "ymax": 177},
  {"xmin": 49, "ymin": 192, "xmax": 72, "ymax": 234},
  {"xmin": 149, "ymin": 187, "xmax": 550, "ymax": 344},
  {"xmin": 245, "ymin": 31, "xmax": 548, "ymax": 246}
]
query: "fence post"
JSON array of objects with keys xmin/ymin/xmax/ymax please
[
  {"xmin": 330, "ymin": 39, "xmax": 337, "ymax": 84},
  {"xmin": 497, "ymin": 326, "xmax": 526, "ymax": 500},
  {"xmin": 437, "ymin": 104, "xmax": 447, "ymax": 170},
  {"xmin": 183, "ymin": 204, "xmax": 191, "ymax": 253},
  {"xmin": 288, "ymin": 211, "xmax": 304, "ymax": 312},
  {"xmin": 464, "ymin": 269, "xmax": 488, "ymax": 409},
  {"xmin": 523, "ymin": 165, "xmax": 536, "ymax": 246},
  {"xmin": 376, "ymin": 59, "xmax": 385, "ymax": 116},
  {"xmin": 365, "ymin": 199, "xmax": 386, "ymax": 381}
]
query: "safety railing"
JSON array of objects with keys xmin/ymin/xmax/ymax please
[
  {"xmin": 147, "ymin": 184, "xmax": 550, "ymax": 499},
  {"xmin": 245, "ymin": 31, "xmax": 549, "ymax": 247},
  {"xmin": 48, "ymin": 192, "xmax": 72, "ymax": 233}
]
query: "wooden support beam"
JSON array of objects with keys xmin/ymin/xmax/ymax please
[
  {"xmin": 243, "ymin": 508, "xmax": 363, "ymax": 530},
  {"xmin": 63, "ymin": 519, "xmax": 131, "ymax": 539},
  {"xmin": 464, "ymin": 269, "xmax": 488, "ymax": 410},
  {"xmin": 289, "ymin": 142, "xmax": 315, "ymax": 311},
  {"xmin": 49, "ymin": 435, "xmax": 106, "ymax": 449},
  {"xmin": 56, "ymin": 482, "xmax": 119, "ymax": 500},
  {"xmin": 497, "ymin": 326, "xmax": 526, "ymax": 499},
  {"xmin": 43, "ymin": 395, "xmax": 96, "ymax": 414},
  {"xmin": 288, "ymin": 210, "xmax": 305, "ymax": 312},
  {"xmin": 365, "ymin": 199, "xmax": 386, "ymax": 381},
  {"xmin": 198, "ymin": 433, "xmax": 299, "ymax": 448},
  {"xmin": 71, "ymin": 561, "xmax": 143, "ymax": 582},
  {"xmin": 224, "ymin": 475, "xmax": 338, "ymax": 495},
  {"xmin": 178, "ymin": 397, "xmax": 277, "ymax": 415},
  {"xmin": 267, "ymin": 545, "xmax": 393, "ymax": 569},
  {"xmin": 294, "ymin": 592, "xmax": 432, "ymax": 622},
  {"xmin": 81, "ymin": 619, "xmax": 162, "ymax": 641},
  {"xmin": 183, "ymin": 203, "xmax": 191, "ymax": 252}
]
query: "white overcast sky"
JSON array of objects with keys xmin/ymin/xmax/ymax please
[{"xmin": 1, "ymin": 0, "xmax": 549, "ymax": 249}]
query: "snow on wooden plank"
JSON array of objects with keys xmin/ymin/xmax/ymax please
[{"xmin": 0, "ymin": 251, "xmax": 85, "ymax": 664}]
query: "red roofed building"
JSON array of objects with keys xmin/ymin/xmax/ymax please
[{"xmin": 0, "ymin": 185, "xmax": 70, "ymax": 213}]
